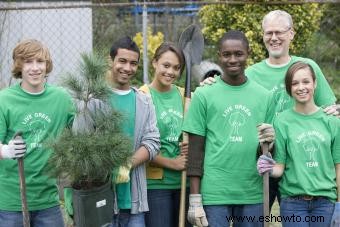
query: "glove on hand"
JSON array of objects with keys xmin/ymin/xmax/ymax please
[
  {"xmin": 257, "ymin": 154, "xmax": 275, "ymax": 175},
  {"xmin": 257, "ymin": 123, "xmax": 275, "ymax": 143},
  {"xmin": 115, "ymin": 163, "xmax": 132, "ymax": 184},
  {"xmin": 331, "ymin": 202, "xmax": 340, "ymax": 227},
  {"xmin": 0, "ymin": 138, "xmax": 26, "ymax": 159},
  {"xmin": 188, "ymin": 194, "xmax": 208, "ymax": 227}
]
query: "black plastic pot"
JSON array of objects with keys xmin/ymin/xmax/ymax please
[{"xmin": 72, "ymin": 180, "xmax": 113, "ymax": 227}]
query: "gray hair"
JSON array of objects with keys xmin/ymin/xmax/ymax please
[{"xmin": 262, "ymin": 10, "xmax": 293, "ymax": 30}]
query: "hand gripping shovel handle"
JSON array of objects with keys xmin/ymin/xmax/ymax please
[
  {"xmin": 15, "ymin": 132, "xmax": 30, "ymax": 227},
  {"xmin": 261, "ymin": 142, "xmax": 270, "ymax": 227}
]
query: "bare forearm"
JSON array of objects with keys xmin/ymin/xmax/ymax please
[
  {"xmin": 131, "ymin": 146, "xmax": 149, "ymax": 168},
  {"xmin": 190, "ymin": 176, "xmax": 201, "ymax": 194},
  {"xmin": 271, "ymin": 164, "xmax": 285, "ymax": 178},
  {"xmin": 150, "ymin": 155, "xmax": 175, "ymax": 169}
]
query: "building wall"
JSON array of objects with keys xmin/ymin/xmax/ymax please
[{"xmin": 0, "ymin": 1, "xmax": 93, "ymax": 87}]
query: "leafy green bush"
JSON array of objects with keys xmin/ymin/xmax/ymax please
[{"xmin": 198, "ymin": 2, "xmax": 324, "ymax": 65}]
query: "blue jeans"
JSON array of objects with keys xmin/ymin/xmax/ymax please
[
  {"xmin": 145, "ymin": 189, "xmax": 191, "ymax": 227},
  {"xmin": 280, "ymin": 197, "xmax": 334, "ymax": 227},
  {"xmin": 0, "ymin": 206, "xmax": 64, "ymax": 227},
  {"xmin": 204, "ymin": 204, "xmax": 263, "ymax": 227},
  {"xmin": 111, "ymin": 209, "xmax": 145, "ymax": 227}
]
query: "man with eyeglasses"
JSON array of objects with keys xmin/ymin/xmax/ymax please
[
  {"xmin": 200, "ymin": 9, "xmax": 339, "ymax": 213},
  {"xmin": 245, "ymin": 10, "xmax": 338, "ymax": 210}
]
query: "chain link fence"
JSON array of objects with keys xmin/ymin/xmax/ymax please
[
  {"xmin": 0, "ymin": 1, "xmax": 200, "ymax": 88},
  {"xmin": 1, "ymin": 1, "xmax": 339, "ymax": 91}
]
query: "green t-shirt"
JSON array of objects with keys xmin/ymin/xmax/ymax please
[
  {"xmin": 0, "ymin": 83, "xmax": 75, "ymax": 211},
  {"xmin": 182, "ymin": 77, "xmax": 273, "ymax": 205},
  {"xmin": 274, "ymin": 109, "xmax": 340, "ymax": 201},
  {"xmin": 147, "ymin": 86, "xmax": 184, "ymax": 189},
  {"xmin": 246, "ymin": 56, "xmax": 336, "ymax": 120},
  {"xmin": 109, "ymin": 89, "xmax": 136, "ymax": 209}
]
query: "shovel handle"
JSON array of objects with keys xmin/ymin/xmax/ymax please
[
  {"xmin": 261, "ymin": 142, "xmax": 270, "ymax": 227},
  {"xmin": 15, "ymin": 132, "xmax": 30, "ymax": 227}
]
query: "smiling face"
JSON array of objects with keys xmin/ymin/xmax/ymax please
[
  {"xmin": 218, "ymin": 39, "xmax": 249, "ymax": 84},
  {"xmin": 290, "ymin": 67, "xmax": 316, "ymax": 104},
  {"xmin": 21, "ymin": 57, "xmax": 47, "ymax": 93},
  {"xmin": 152, "ymin": 50, "xmax": 181, "ymax": 90},
  {"xmin": 262, "ymin": 17, "xmax": 294, "ymax": 62},
  {"xmin": 111, "ymin": 48, "xmax": 139, "ymax": 90}
]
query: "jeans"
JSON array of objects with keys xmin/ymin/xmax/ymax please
[
  {"xmin": 111, "ymin": 209, "xmax": 145, "ymax": 227},
  {"xmin": 204, "ymin": 203, "xmax": 263, "ymax": 227},
  {"xmin": 0, "ymin": 206, "xmax": 64, "ymax": 227},
  {"xmin": 280, "ymin": 197, "xmax": 334, "ymax": 227},
  {"xmin": 145, "ymin": 189, "xmax": 191, "ymax": 227}
]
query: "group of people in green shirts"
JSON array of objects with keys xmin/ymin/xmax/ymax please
[{"xmin": 0, "ymin": 8, "xmax": 339, "ymax": 227}]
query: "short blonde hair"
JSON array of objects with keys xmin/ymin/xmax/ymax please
[
  {"xmin": 12, "ymin": 39, "xmax": 53, "ymax": 79},
  {"xmin": 262, "ymin": 10, "xmax": 293, "ymax": 30}
]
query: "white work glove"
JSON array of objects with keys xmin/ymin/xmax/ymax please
[
  {"xmin": 188, "ymin": 194, "xmax": 208, "ymax": 227},
  {"xmin": 0, "ymin": 138, "xmax": 26, "ymax": 159},
  {"xmin": 331, "ymin": 202, "xmax": 340, "ymax": 227}
]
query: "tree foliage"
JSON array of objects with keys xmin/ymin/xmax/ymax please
[
  {"xmin": 48, "ymin": 52, "xmax": 132, "ymax": 189},
  {"xmin": 198, "ymin": 2, "xmax": 324, "ymax": 65},
  {"xmin": 302, "ymin": 3, "xmax": 340, "ymax": 101}
]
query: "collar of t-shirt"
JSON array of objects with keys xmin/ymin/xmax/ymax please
[
  {"xmin": 265, "ymin": 57, "xmax": 291, "ymax": 68},
  {"xmin": 112, "ymin": 88, "xmax": 132, "ymax": 96}
]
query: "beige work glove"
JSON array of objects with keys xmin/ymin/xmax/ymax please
[
  {"xmin": 188, "ymin": 194, "xmax": 208, "ymax": 227},
  {"xmin": 115, "ymin": 163, "xmax": 132, "ymax": 184}
]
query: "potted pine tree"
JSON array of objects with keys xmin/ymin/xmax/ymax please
[{"xmin": 48, "ymin": 52, "xmax": 132, "ymax": 227}]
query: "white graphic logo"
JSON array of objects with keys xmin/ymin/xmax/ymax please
[
  {"xmin": 22, "ymin": 112, "xmax": 51, "ymax": 150},
  {"xmin": 160, "ymin": 108, "xmax": 183, "ymax": 144},
  {"xmin": 296, "ymin": 131, "xmax": 325, "ymax": 168},
  {"xmin": 223, "ymin": 105, "xmax": 251, "ymax": 143}
]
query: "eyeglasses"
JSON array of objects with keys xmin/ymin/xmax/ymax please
[{"xmin": 263, "ymin": 27, "xmax": 291, "ymax": 39}]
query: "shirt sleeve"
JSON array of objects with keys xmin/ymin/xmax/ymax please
[
  {"xmin": 331, "ymin": 117, "xmax": 340, "ymax": 164},
  {"xmin": 182, "ymin": 90, "xmax": 207, "ymax": 136},
  {"xmin": 273, "ymin": 118, "xmax": 287, "ymax": 164}
]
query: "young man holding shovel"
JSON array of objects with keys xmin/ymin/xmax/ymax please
[
  {"xmin": 183, "ymin": 30, "xmax": 275, "ymax": 227},
  {"xmin": 0, "ymin": 39, "xmax": 75, "ymax": 226},
  {"xmin": 201, "ymin": 10, "xmax": 338, "ymax": 209}
]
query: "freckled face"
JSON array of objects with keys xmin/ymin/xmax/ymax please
[{"xmin": 291, "ymin": 68, "xmax": 316, "ymax": 104}]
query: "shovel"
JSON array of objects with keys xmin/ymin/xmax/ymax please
[
  {"xmin": 178, "ymin": 24, "xmax": 204, "ymax": 227},
  {"xmin": 261, "ymin": 142, "xmax": 270, "ymax": 227},
  {"xmin": 15, "ymin": 131, "xmax": 30, "ymax": 227}
]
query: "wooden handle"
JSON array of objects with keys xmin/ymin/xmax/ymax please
[
  {"xmin": 179, "ymin": 97, "xmax": 191, "ymax": 227},
  {"xmin": 261, "ymin": 142, "xmax": 270, "ymax": 227},
  {"xmin": 15, "ymin": 132, "xmax": 30, "ymax": 227}
]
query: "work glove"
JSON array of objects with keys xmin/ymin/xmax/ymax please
[
  {"xmin": 188, "ymin": 194, "xmax": 208, "ymax": 227},
  {"xmin": 331, "ymin": 202, "xmax": 340, "ymax": 227},
  {"xmin": 115, "ymin": 163, "xmax": 132, "ymax": 184},
  {"xmin": 0, "ymin": 138, "xmax": 26, "ymax": 159},
  {"xmin": 257, "ymin": 123, "xmax": 275, "ymax": 144},
  {"xmin": 257, "ymin": 154, "xmax": 275, "ymax": 175}
]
